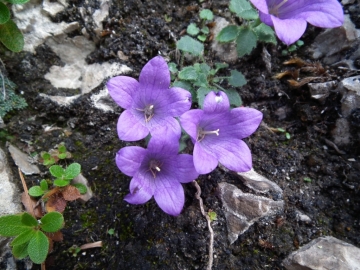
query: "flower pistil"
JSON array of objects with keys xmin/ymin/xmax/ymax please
[
  {"xmin": 149, "ymin": 159, "xmax": 162, "ymax": 178},
  {"xmin": 136, "ymin": 104, "xmax": 155, "ymax": 122},
  {"xmin": 197, "ymin": 127, "xmax": 220, "ymax": 142}
]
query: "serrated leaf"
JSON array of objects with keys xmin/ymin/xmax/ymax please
[
  {"xmin": 0, "ymin": 19, "xmax": 24, "ymax": 52},
  {"xmin": 40, "ymin": 212, "xmax": 64, "ymax": 233},
  {"xmin": 200, "ymin": 9, "xmax": 213, "ymax": 20},
  {"xmin": 193, "ymin": 73, "xmax": 209, "ymax": 88},
  {"xmin": 211, "ymin": 62, "xmax": 229, "ymax": 76},
  {"xmin": 6, "ymin": 0, "xmax": 30, "ymax": 3},
  {"xmin": 40, "ymin": 180, "xmax": 48, "ymax": 191},
  {"xmin": 0, "ymin": 214, "xmax": 31, "ymax": 236},
  {"xmin": 64, "ymin": 163, "xmax": 81, "ymax": 179},
  {"xmin": 11, "ymin": 229, "xmax": 35, "ymax": 246},
  {"xmin": 228, "ymin": 70, "xmax": 247, "ymax": 87},
  {"xmin": 197, "ymin": 87, "xmax": 213, "ymax": 108},
  {"xmin": 168, "ymin": 62, "xmax": 178, "ymax": 74},
  {"xmin": 229, "ymin": 0, "xmax": 258, "ymax": 20},
  {"xmin": 54, "ymin": 179, "xmax": 70, "ymax": 187},
  {"xmin": 28, "ymin": 186, "xmax": 45, "ymax": 197},
  {"xmin": 177, "ymin": 36, "xmax": 204, "ymax": 56},
  {"xmin": 253, "ymin": 23, "xmax": 277, "ymax": 45},
  {"xmin": 179, "ymin": 66, "xmax": 198, "ymax": 81},
  {"xmin": 27, "ymin": 231, "xmax": 49, "ymax": 264},
  {"xmin": 72, "ymin": 183, "xmax": 88, "ymax": 194},
  {"xmin": 49, "ymin": 165, "xmax": 65, "ymax": 178},
  {"xmin": 223, "ymin": 89, "xmax": 243, "ymax": 107},
  {"xmin": 21, "ymin": 212, "xmax": 38, "ymax": 227},
  {"xmin": 12, "ymin": 242, "xmax": 29, "ymax": 259},
  {"xmin": 0, "ymin": 2, "xmax": 10, "ymax": 24},
  {"xmin": 236, "ymin": 27, "xmax": 257, "ymax": 57},
  {"xmin": 187, "ymin": 23, "xmax": 200, "ymax": 36},
  {"xmin": 216, "ymin": 25, "xmax": 239, "ymax": 43}
]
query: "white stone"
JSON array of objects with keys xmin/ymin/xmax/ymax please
[
  {"xmin": 91, "ymin": 88, "xmax": 117, "ymax": 112},
  {"xmin": 7, "ymin": 144, "xmax": 40, "ymax": 175},
  {"xmin": 43, "ymin": 0, "xmax": 68, "ymax": 17},
  {"xmin": 338, "ymin": 75, "xmax": 360, "ymax": 117}
]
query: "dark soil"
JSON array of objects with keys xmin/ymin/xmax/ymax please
[{"xmin": 1, "ymin": 0, "xmax": 360, "ymax": 269}]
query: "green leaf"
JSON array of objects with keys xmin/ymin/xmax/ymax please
[
  {"xmin": 303, "ymin": 177, "xmax": 312, "ymax": 182},
  {"xmin": 253, "ymin": 23, "xmax": 277, "ymax": 45},
  {"xmin": 40, "ymin": 212, "xmax": 64, "ymax": 233},
  {"xmin": 72, "ymin": 183, "xmax": 87, "ymax": 194},
  {"xmin": 28, "ymin": 186, "xmax": 45, "ymax": 197},
  {"xmin": 211, "ymin": 63, "xmax": 229, "ymax": 75},
  {"xmin": 199, "ymin": 9, "xmax": 213, "ymax": 20},
  {"xmin": 173, "ymin": 80, "xmax": 197, "ymax": 103},
  {"xmin": 0, "ymin": 19, "xmax": 24, "ymax": 52},
  {"xmin": 27, "ymin": 231, "xmax": 49, "ymax": 264},
  {"xmin": 58, "ymin": 144, "xmax": 66, "ymax": 153},
  {"xmin": 277, "ymin": 128, "xmax": 285, "ymax": 132},
  {"xmin": 216, "ymin": 25, "xmax": 239, "ymax": 43},
  {"xmin": 49, "ymin": 165, "xmax": 65, "ymax": 178},
  {"xmin": 235, "ymin": 27, "xmax": 257, "ymax": 57},
  {"xmin": 178, "ymin": 66, "xmax": 198, "ymax": 81},
  {"xmin": 0, "ymin": 2, "xmax": 10, "ymax": 24},
  {"xmin": 11, "ymin": 229, "xmax": 35, "ymax": 246},
  {"xmin": 296, "ymin": 40, "xmax": 304, "ymax": 46},
  {"xmin": 208, "ymin": 211, "xmax": 217, "ymax": 222},
  {"xmin": 193, "ymin": 73, "xmax": 209, "ymax": 88},
  {"xmin": 197, "ymin": 87, "xmax": 213, "ymax": 108},
  {"xmin": 58, "ymin": 153, "xmax": 67, "ymax": 159},
  {"xmin": 187, "ymin": 23, "xmax": 200, "ymax": 36},
  {"xmin": 177, "ymin": 35, "xmax": 204, "ymax": 56},
  {"xmin": 54, "ymin": 179, "xmax": 70, "ymax": 187},
  {"xmin": 229, "ymin": 0, "xmax": 258, "ymax": 20},
  {"xmin": 288, "ymin": 44, "xmax": 297, "ymax": 52},
  {"xmin": 6, "ymin": 0, "xmax": 30, "ymax": 4},
  {"xmin": 64, "ymin": 163, "xmax": 81, "ymax": 179},
  {"xmin": 197, "ymin": 34, "xmax": 207, "ymax": 42},
  {"xmin": 21, "ymin": 212, "xmax": 38, "ymax": 227},
  {"xmin": 285, "ymin": 132, "xmax": 291, "ymax": 140},
  {"xmin": 168, "ymin": 62, "xmax": 178, "ymax": 74},
  {"xmin": 228, "ymin": 70, "xmax": 247, "ymax": 87},
  {"xmin": 41, "ymin": 152, "xmax": 51, "ymax": 160},
  {"xmin": 0, "ymin": 214, "xmax": 31, "ymax": 236},
  {"xmin": 12, "ymin": 243, "xmax": 29, "ymax": 259},
  {"xmin": 40, "ymin": 179, "xmax": 48, "ymax": 191},
  {"xmin": 43, "ymin": 157, "xmax": 55, "ymax": 166},
  {"xmin": 200, "ymin": 26, "xmax": 209, "ymax": 34},
  {"xmin": 223, "ymin": 89, "xmax": 243, "ymax": 107}
]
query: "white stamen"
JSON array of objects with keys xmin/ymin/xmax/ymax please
[
  {"xmin": 215, "ymin": 95, "xmax": 223, "ymax": 103},
  {"xmin": 155, "ymin": 166, "xmax": 161, "ymax": 172},
  {"xmin": 202, "ymin": 129, "xmax": 220, "ymax": 136}
]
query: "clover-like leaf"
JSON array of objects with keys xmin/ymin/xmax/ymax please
[
  {"xmin": 64, "ymin": 163, "xmax": 81, "ymax": 179},
  {"xmin": 21, "ymin": 212, "xmax": 38, "ymax": 227},
  {"xmin": 0, "ymin": 214, "xmax": 31, "ymax": 236},
  {"xmin": 49, "ymin": 165, "xmax": 65, "ymax": 178},
  {"xmin": 0, "ymin": 19, "xmax": 24, "ymax": 52},
  {"xmin": 11, "ymin": 229, "xmax": 35, "ymax": 246},
  {"xmin": 40, "ymin": 212, "xmax": 64, "ymax": 233},
  {"xmin": 12, "ymin": 242, "xmax": 29, "ymax": 259},
  {"xmin": 216, "ymin": 25, "xmax": 239, "ymax": 43},
  {"xmin": 54, "ymin": 179, "xmax": 70, "ymax": 187},
  {"xmin": 228, "ymin": 70, "xmax": 247, "ymax": 87},
  {"xmin": 27, "ymin": 230, "xmax": 49, "ymax": 264},
  {"xmin": 177, "ymin": 35, "xmax": 204, "ymax": 56},
  {"xmin": 28, "ymin": 186, "xmax": 45, "ymax": 197}
]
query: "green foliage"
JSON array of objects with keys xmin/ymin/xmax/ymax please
[
  {"xmin": 0, "ymin": 0, "xmax": 29, "ymax": 52},
  {"xmin": 0, "ymin": 211, "xmax": 64, "ymax": 264},
  {"xmin": 199, "ymin": 9, "xmax": 213, "ymax": 21},
  {"xmin": 177, "ymin": 36, "xmax": 204, "ymax": 56},
  {"xmin": 28, "ymin": 186, "xmax": 45, "ymax": 197},
  {"xmin": 72, "ymin": 183, "xmax": 87, "ymax": 194},
  {"xmin": 0, "ymin": 75, "xmax": 27, "ymax": 117},
  {"xmin": 281, "ymin": 40, "xmax": 304, "ymax": 55},
  {"xmin": 208, "ymin": 211, "xmax": 217, "ymax": 222},
  {"xmin": 216, "ymin": 0, "xmax": 277, "ymax": 58},
  {"xmin": 303, "ymin": 177, "xmax": 312, "ymax": 182},
  {"xmin": 187, "ymin": 23, "xmax": 200, "ymax": 36},
  {"xmin": 50, "ymin": 163, "xmax": 81, "ymax": 186}
]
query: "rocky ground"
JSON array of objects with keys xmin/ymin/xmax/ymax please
[{"xmin": 1, "ymin": 0, "xmax": 360, "ymax": 269}]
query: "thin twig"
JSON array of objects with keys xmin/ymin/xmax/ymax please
[
  {"xmin": 192, "ymin": 180, "xmax": 214, "ymax": 270},
  {"xmin": 18, "ymin": 168, "xmax": 36, "ymax": 217}
]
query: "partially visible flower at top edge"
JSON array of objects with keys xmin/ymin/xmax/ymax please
[
  {"xmin": 106, "ymin": 56, "xmax": 192, "ymax": 141},
  {"xmin": 179, "ymin": 91, "xmax": 263, "ymax": 175},
  {"xmin": 115, "ymin": 127, "xmax": 199, "ymax": 216},
  {"xmin": 249, "ymin": 0, "xmax": 344, "ymax": 45}
]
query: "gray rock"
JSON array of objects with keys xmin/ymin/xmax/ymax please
[
  {"xmin": 331, "ymin": 118, "xmax": 351, "ymax": 146},
  {"xmin": 283, "ymin": 236, "xmax": 360, "ymax": 270},
  {"xmin": 72, "ymin": 174, "xmax": 94, "ymax": 202},
  {"xmin": 7, "ymin": 144, "xmax": 40, "ymax": 175},
  {"xmin": 338, "ymin": 75, "xmax": 360, "ymax": 117},
  {"xmin": 308, "ymin": 81, "xmax": 336, "ymax": 103},
  {"xmin": 218, "ymin": 182, "xmax": 284, "ymax": 244}
]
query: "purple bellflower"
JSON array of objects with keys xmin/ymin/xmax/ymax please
[
  {"xmin": 107, "ymin": 56, "xmax": 192, "ymax": 141},
  {"xmin": 115, "ymin": 128, "xmax": 199, "ymax": 216},
  {"xmin": 249, "ymin": 0, "xmax": 344, "ymax": 45},
  {"xmin": 180, "ymin": 91, "xmax": 262, "ymax": 175}
]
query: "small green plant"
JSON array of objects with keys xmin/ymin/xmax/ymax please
[
  {"xmin": 303, "ymin": 177, "xmax": 312, "ymax": 183},
  {"xmin": 0, "ymin": 0, "xmax": 30, "ymax": 52},
  {"xmin": 0, "ymin": 212, "xmax": 64, "ymax": 264},
  {"xmin": 275, "ymin": 127, "xmax": 291, "ymax": 140},
  {"xmin": 208, "ymin": 210, "xmax": 217, "ymax": 222},
  {"xmin": 186, "ymin": 9, "xmax": 214, "ymax": 42},
  {"xmin": 281, "ymin": 40, "xmax": 304, "ymax": 56},
  {"xmin": 216, "ymin": 0, "xmax": 276, "ymax": 57}
]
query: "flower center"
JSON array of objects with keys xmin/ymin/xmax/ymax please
[
  {"xmin": 136, "ymin": 104, "xmax": 154, "ymax": 122},
  {"xmin": 197, "ymin": 127, "xmax": 220, "ymax": 142},
  {"xmin": 149, "ymin": 159, "xmax": 162, "ymax": 178},
  {"xmin": 270, "ymin": 0, "xmax": 288, "ymax": 16}
]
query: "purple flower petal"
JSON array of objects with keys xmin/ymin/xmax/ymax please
[
  {"xmin": 147, "ymin": 127, "xmax": 179, "ymax": 155},
  {"xmin": 193, "ymin": 142, "xmax": 218, "ymax": 174},
  {"xmin": 271, "ymin": 16, "xmax": 307, "ymax": 45},
  {"xmin": 249, "ymin": 0, "xmax": 269, "ymax": 13},
  {"xmin": 139, "ymin": 56, "xmax": 170, "ymax": 96},
  {"xmin": 148, "ymin": 116, "xmax": 182, "ymax": 139},
  {"xmin": 203, "ymin": 91, "xmax": 230, "ymax": 114},
  {"xmin": 179, "ymin": 109, "xmax": 204, "ymax": 141},
  {"xmin": 106, "ymin": 76, "xmax": 139, "ymax": 109},
  {"xmin": 259, "ymin": 11, "xmax": 274, "ymax": 26},
  {"xmin": 117, "ymin": 110, "xmax": 149, "ymax": 141},
  {"xmin": 116, "ymin": 146, "xmax": 147, "ymax": 177},
  {"xmin": 226, "ymin": 107, "xmax": 263, "ymax": 139},
  {"xmin": 167, "ymin": 154, "xmax": 199, "ymax": 183},
  {"xmin": 153, "ymin": 177, "xmax": 184, "ymax": 216},
  {"xmin": 156, "ymin": 87, "xmax": 192, "ymax": 117},
  {"xmin": 124, "ymin": 172, "xmax": 155, "ymax": 204}
]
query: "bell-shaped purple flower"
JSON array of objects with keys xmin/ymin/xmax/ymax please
[
  {"xmin": 115, "ymin": 128, "xmax": 199, "ymax": 216},
  {"xmin": 250, "ymin": 0, "xmax": 344, "ymax": 45},
  {"xmin": 107, "ymin": 56, "xmax": 192, "ymax": 141},
  {"xmin": 180, "ymin": 91, "xmax": 262, "ymax": 175}
]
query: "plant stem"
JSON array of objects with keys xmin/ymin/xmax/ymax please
[{"xmin": 192, "ymin": 180, "xmax": 214, "ymax": 270}]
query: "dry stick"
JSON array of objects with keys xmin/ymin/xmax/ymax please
[{"xmin": 192, "ymin": 180, "xmax": 214, "ymax": 270}]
